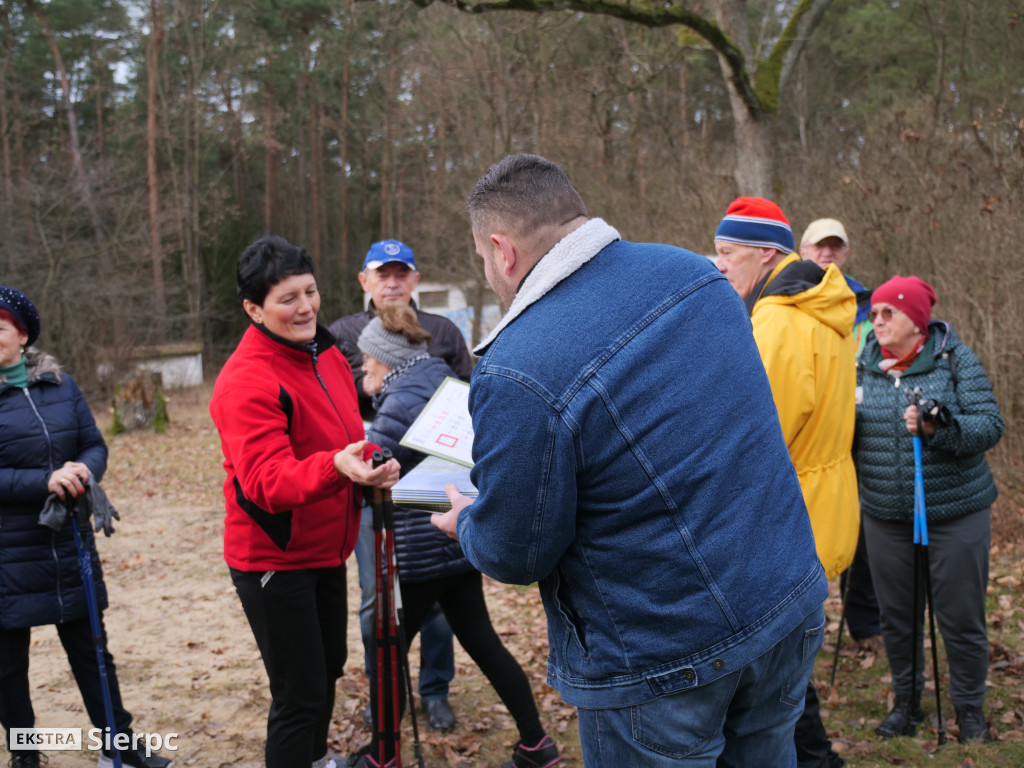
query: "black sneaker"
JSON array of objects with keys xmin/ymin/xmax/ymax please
[
  {"xmin": 9, "ymin": 752, "xmax": 47, "ymax": 768},
  {"xmin": 956, "ymin": 705, "xmax": 993, "ymax": 743},
  {"xmin": 501, "ymin": 735, "xmax": 561, "ymax": 768},
  {"xmin": 876, "ymin": 695, "xmax": 924, "ymax": 738},
  {"xmin": 97, "ymin": 745, "xmax": 173, "ymax": 768}
]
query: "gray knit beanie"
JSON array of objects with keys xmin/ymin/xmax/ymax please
[{"xmin": 358, "ymin": 316, "xmax": 428, "ymax": 369}]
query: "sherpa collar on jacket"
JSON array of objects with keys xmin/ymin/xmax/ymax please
[{"xmin": 474, "ymin": 218, "xmax": 620, "ymax": 355}]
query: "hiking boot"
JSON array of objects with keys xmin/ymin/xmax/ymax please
[
  {"xmin": 9, "ymin": 752, "xmax": 47, "ymax": 768},
  {"xmin": 956, "ymin": 705, "xmax": 993, "ymax": 743},
  {"xmin": 501, "ymin": 735, "xmax": 561, "ymax": 768},
  {"xmin": 423, "ymin": 697, "xmax": 456, "ymax": 732},
  {"xmin": 876, "ymin": 695, "xmax": 924, "ymax": 738},
  {"xmin": 97, "ymin": 744, "xmax": 173, "ymax": 768}
]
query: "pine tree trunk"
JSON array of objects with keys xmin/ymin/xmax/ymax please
[
  {"xmin": 147, "ymin": 0, "xmax": 167, "ymax": 339},
  {"xmin": 24, "ymin": 0, "xmax": 110, "ymax": 275},
  {"xmin": 263, "ymin": 85, "xmax": 275, "ymax": 235}
]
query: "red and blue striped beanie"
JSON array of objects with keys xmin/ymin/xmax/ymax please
[{"xmin": 714, "ymin": 197, "xmax": 794, "ymax": 254}]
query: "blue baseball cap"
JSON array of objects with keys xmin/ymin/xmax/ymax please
[{"xmin": 362, "ymin": 240, "xmax": 417, "ymax": 271}]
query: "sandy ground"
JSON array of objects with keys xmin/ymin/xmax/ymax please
[
  {"xmin": 18, "ymin": 387, "xmax": 571, "ymax": 768},
  {"xmin": 26, "ymin": 500, "xmax": 291, "ymax": 768}
]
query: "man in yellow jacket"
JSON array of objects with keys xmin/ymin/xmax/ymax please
[{"xmin": 715, "ymin": 197, "xmax": 858, "ymax": 768}]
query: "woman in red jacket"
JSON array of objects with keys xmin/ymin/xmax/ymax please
[{"xmin": 210, "ymin": 236, "xmax": 398, "ymax": 768}]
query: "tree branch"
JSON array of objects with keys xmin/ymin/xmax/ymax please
[
  {"xmin": 406, "ymin": 0, "xmax": 765, "ymax": 115},
  {"xmin": 757, "ymin": 0, "xmax": 835, "ymax": 112}
]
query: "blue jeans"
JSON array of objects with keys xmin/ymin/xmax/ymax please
[
  {"xmin": 355, "ymin": 504, "xmax": 455, "ymax": 700},
  {"xmin": 576, "ymin": 605, "xmax": 825, "ymax": 767}
]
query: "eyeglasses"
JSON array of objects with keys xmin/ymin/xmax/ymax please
[{"xmin": 869, "ymin": 307, "xmax": 901, "ymax": 323}]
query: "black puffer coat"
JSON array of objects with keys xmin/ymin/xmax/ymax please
[
  {"xmin": 0, "ymin": 349, "xmax": 109, "ymax": 628},
  {"xmin": 366, "ymin": 356, "xmax": 472, "ymax": 583},
  {"xmin": 329, "ymin": 301, "xmax": 474, "ymax": 421}
]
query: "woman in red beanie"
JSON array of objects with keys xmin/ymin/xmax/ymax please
[{"xmin": 854, "ymin": 275, "xmax": 1003, "ymax": 743}]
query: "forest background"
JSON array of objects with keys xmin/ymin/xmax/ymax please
[
  {"xmin": 1, "ymin": 0, "xmax": 1021, "ymax": 462},
  {"xmin": 3, "ymin": 2, "xmax": 1024, "ymax": 766}
]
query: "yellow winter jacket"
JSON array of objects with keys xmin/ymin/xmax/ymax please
[{"xmin": 751, "ymin": 253, "xmax": 859, "ymax": 579}]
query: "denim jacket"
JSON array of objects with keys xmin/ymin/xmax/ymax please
[{"xmin": 457, "ymin": 219, "xmax": 828, "ymax": 708}]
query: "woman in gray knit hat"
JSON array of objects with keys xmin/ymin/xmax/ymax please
[{"xmin": 352, "ymin": 305, "xmax": 559, "ymax": 768}]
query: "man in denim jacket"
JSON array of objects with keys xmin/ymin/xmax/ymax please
[{"xmin": 434, "ymin": 154, "xmax": 828, "ymax": 767}]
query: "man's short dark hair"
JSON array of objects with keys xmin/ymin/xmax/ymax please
[
  {"xmin": 237, "ymin": 236, "xmax": 315, "ymax": 306},
  {"xmin": 467, "ymin": 154, "xmax": 587, "ymax": 241}
]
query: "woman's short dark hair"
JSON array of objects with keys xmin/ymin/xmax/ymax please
[{"xmin": 237, "ymin": 236, "xmax": 315, "ymax": 306}]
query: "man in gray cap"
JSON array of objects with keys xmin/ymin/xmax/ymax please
[
  {"xmin": 799, "ymin": 218, "xmax": 874, "ymax": 353},
  {"xmin": 329, "ymin": 239, "xmax": 472, "ymax": 733},
  {"xmin": 799, "ymin": 218, "xmax": 882, "ymax": 758}
]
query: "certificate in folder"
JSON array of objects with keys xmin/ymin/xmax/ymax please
[
  {"xmin": 399, "ymin": 377, "xmax": 474, "ymax": 468},
  {"xmin": 394, "ymin": 377, "xmax": 476, "ymax": 512}
]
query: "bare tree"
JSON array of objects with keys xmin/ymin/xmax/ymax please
[
  {"xmin": 23, "ymin": 0, "xmax": 110, "ymax": 272},
  {"xmin": 400, "ymin": 0, "xmax": 834, "ymax": 195}
]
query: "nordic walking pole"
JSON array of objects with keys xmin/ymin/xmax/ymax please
[
  {"xmin": 371, "ymin": 454, "xmax": 401, "ymax": 768},
  {"xmin": 910, "ymin": 503, "xmax": 922, "ymax": 735},
  {"xmin": 912, "ymin": 430, "xmax": 947, "ymax": 745},
  {"xmin": 830, "ymin": 567, "xmax": 853, "ymax": 689},
  {"xmin": 377, "ymin": 448, "xmax": 427, "ymax": 768},
  {"xmin": 67, "ymin": 496, "xmax": 123, "ymax": 768}
]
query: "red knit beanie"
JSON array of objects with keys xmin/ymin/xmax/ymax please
[
  {"xmin": 871, "ymin": 275, "xmax": 935, "ymax": 332},
  {"xmin": 714, "ymin": 197, "xmax": 795, "ymax": 253}
]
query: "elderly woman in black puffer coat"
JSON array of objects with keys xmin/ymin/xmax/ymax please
[
  {"xmin": 0, "ymin": 286, "xmax": 171, "ymax": 768},
  {"xmin": 350, "ymin": 304, "xmax": 559, "ymax": 768}
]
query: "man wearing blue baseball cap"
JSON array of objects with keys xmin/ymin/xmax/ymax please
[
  {"xmin": 330, "ymin": 240, "xmax": 472, "ymax": 408},
  {"xmin": 328, "ymin": 239, "xmax": 473, "ymax": 735}
]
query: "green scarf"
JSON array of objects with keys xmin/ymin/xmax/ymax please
[{"xmin": 0, "ymin": 355, "xmax": 28, "ymax": 388}]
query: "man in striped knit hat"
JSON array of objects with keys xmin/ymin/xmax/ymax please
[{"xmin": 715, "ymin": 197, "xmax": 859, "ymax": 768}]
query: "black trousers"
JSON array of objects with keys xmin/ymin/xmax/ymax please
[
  {"xmin": 232, "ymin": 565, "xmax": 348, "ymax": 768},
  {"xmin": 0, "ymin": 615, "xmax": 133, "ymax": 749},
  {"xmin": 368, "ymin": 569, "xmax": 544, "ymax": 761},
  {"xmin": 794, "ymin": 681, "xmax": 843, "ymax": 768}
]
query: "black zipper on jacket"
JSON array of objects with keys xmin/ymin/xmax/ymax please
[
  {"xmin": 22, "ymin": 387, "xmax": 66, "ymax": 621},
  {"xmin": 309, "ymin": 341, "xmax": 354, "ymax": 446}
]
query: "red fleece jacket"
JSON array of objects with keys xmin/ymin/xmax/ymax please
[{"xmin": 210, "ymin": 324, "xmax": 366, "ymax": 571}]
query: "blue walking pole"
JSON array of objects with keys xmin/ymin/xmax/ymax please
[
  {"xmin": 68, "ymin": 498, "xmax": 123, "ymax": 768},
  {"xmin": 912, "ymin": 432, "xmax": 947, "ymax": 746}
]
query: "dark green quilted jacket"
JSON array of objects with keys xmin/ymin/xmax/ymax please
[{"xmin": 854, "ymin": 321, "xmax": 1003, "ymax": 523}]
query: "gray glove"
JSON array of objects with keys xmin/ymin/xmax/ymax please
[
  {"xmin": 38, "ymin": 493, "xmax": 68, "ymax": 532},
  {"xmin": 37, "ymin": 482, "xmax": 120, "ymax": 537},
  {"xmin": 81, "ymin": 481, "xmax": 120, "ymax": 537}
]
